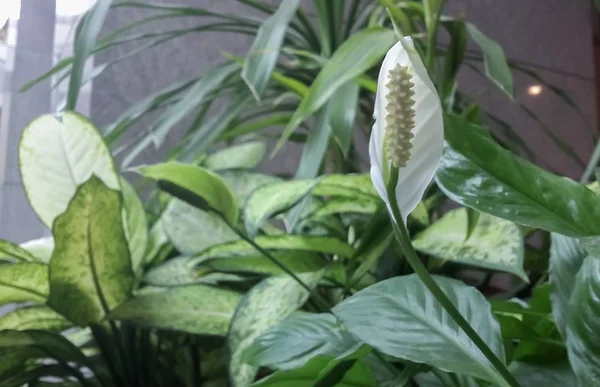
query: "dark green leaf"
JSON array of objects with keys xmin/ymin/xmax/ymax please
[
  {"xmin": 109, "ymin": 285, "xmax": 241, "ymax": 336},
  {"xmin": 511, "ymin": 361, "xmax": 576, "ymax": 386},
  {"xmin": 48, "ymin": 177, "xmax": 134, "ymax": 326},
  {"xmin": 242, "ymin": 0, "xmax": 300, "ymax": 98},
  {"xmin": 436, "ymin": 114, "xmax": 600, "ymax": 237},
  {"xmin": 565, "ymin": 257, "xmax": 600, "ymax": 385},
  {"xmin": 333, "ymin": 274, "xmax": 506, "ymax": 384},
  {"xmin": 465, "ymin": 23, "xmax": 513, "ymax": 98}
]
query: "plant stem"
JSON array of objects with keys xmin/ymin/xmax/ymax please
[
  {"xmin": 581, "ymin": 137, "xmax": 600, "ymax": 184},
  {"xmin": 424, "ymin": 0, "xmax": 445, "ymax": 73},
  {"xmin": 385, "ymin": 167, "xmax": 520, "ymax": 387}
]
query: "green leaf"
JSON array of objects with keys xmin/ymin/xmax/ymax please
[
  {"xmin": 48, "ymin": 177, "xmax": 134, "ymax": 326},
  {"xmin": 274, "ymin": 28, "xmax": 397, "ymax": 154},
  {"xmin": 0, "ymin": 306, "xmax": 70, "ymax": 331},
  {"xmin": 162, "ymin": 199, "xmax": 238, "ymax": 255},
  {"xmin": 120, "ymin": 178, "xmax": 148, "ymax": 274},
  {"xmin": 436, "ymin": 114, "xmax": 600, "ymax": 237},
  {"xmin": 465, "ymin": 23, "xmax": 513, "ymax": 98},
  {"xmin": 329, "ymin": 81, "xmax": 360, "ymax": 157},
  {"xmin": 205, "ymin": 142, "xmax": 267, "ymax": 171},
  {"xmin": 19, "ymin": 112, "xmax": 120, "ymax": 228},
  {"xmin": 144, "ymin": 255, "xmax": 246, "ymax": 287},
  {"xmin": 549, "ymin": 233, "xmax": 586, "ymax": 338},
  {"xmin": 228, "ymin": 271, "xmax": 324, "ymax": 386},
  {"xmin": 565, "ymin": 257, "xmax": 600, "ymax": 385},
  {"xmin": 511, "ymin": 361, "xmax": 576, "ymax": 386},
  {"xmin": 108, "ymin": 285, "xmax": 241, "ymax": 336},
  {"xmin": 139, "ymin": 162, "xmax": 239, "ymax": 225},
  {"xmin": 241, "ymin": 0, "xmax": 300, "ymax": 98},
  {"xmin": 150, "ymin": 63, "xmax": 239, "ymax": 147},
  {"xmin": 440, "ymin": 20, "xmax": 467, "ymax": 108},
  {"xmin": 219, "ymin": 170, "xmax": 281, "ymax": 205},
  {"xmin": 244, "ymin": 179, "xmax": 318, "ymax": 238},
  {"xmin": 295, "ymin": 103, "xmax": 333, "ymax": 179},
  {"xmin": 0, "ymin": 240, "xmax": 37, "ymax": 262},
  {"xmin": 66, "ymin": 0, "xmax": 113, "ymax": 109},
  {"xmin": 243, "ymin": 313, "xmax": 358, "ymax": 370},
  {"xmin": 333, "ymin": 274, "xmax": 506, "ymax": 384},
  {"xmin": 413, "ymin": 208, "xmax": 527, "ymax": 281},
  {"xmin": 201, "ymin": 235, "xmax": 355, "ymax": 258},
  {"xmin": 303, "ymin": 197, "xmax": 378, "ymax": 220},
  {"xmin": 204, "ymin": 251, "xmax": 327, "ymax": 276},
  {"xmin": 251, "ymin": 355, "xmax": 376, "ymax": 387},
  {"xmin": 0, "ymin": 263, "xmax": 48, "ymax": 304},
  {"xmin": 313, "ymin": 174, "xmax": 378, "ymax": 200}
]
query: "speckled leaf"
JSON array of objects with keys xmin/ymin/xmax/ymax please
[
  {"xmin": 244, "ymin": 180, "xmax": 317, "ymax": 238},
  {"xmin": 333, "ymin": 274, "xmax": 506, "ymax": 384},
  {"xmin": 0, "ymin": 306, "xmax": 70, "ymax": 331},
  {"xmin": 144, "ymin": 255, "xmax": 246, "ymax": 287},
  {"xmin": 163, "ymin": 199, "xmax": 238, "ymax": 255},
  {"xmin": 251, "ymin": 355, "xmax": 376, "ymax": 387},
  {"xmin": 0, "ymin": 240, "xmax": 37, "ymax": 262},
  {"xmin": 312, "ymin": 174, "xmax": 378, "ymax": 200},
  {"xmin": 205, "ymin": 142, "xmax": 267, "ymax": 171},
  {"xmin": 120, "ymin": 178, "xmax": 148, "ymax": 274},
  {"xmin": 565, "ymin": 257, "xmax": 600, "ymax": 386},
  {"xmin": 204, "ymin": 251, "xmax": 327, "ymax": 276},
  {"xmin": 228, "ymin": 271, "xmax": 324, "ymax": 387},
  {"xmin": 219, "ymin": 170, "xmax": 281, "ymax": 206},
  {"xmin": 413, "ymin": 208, "xmax": 527, "ymax": 281},
  {"xmin": 19, "ymin": 237, "xmax": 55, "ymax": 263},
  {"xmin": 144, "ymin": 217, "xmax": 171, "ymax": 266},
  {"xmin": 549, "ymin": 233, "xmax": 587, "ymax": 338},
  {"xmin": 0, "ymin": 263, "xmax": 48, "ymax": 304},
  {"xmin": 48, "ymin": 177, "xmax": 134, "ymax": 326},
  {"xmin": 19, "ymin": 112, "xmax": 119, "ymax": 227},
  {"xmin": 243, "ymin": 313, "xmax": 358, "ymax": 370},
  {"xmin": 139, "ymin": 162, "xmax": 238, "ymax": 224},
  {"xmin": 200, "ymin": 235, "xmax": 354, "ymax": 258},
  {"xmin": 303, "ymin": 197, "xmax": 378, "ymax": 220},
  {"xmin": 109, "ymin": 285, "xmax": 241, "ymax": 336}
]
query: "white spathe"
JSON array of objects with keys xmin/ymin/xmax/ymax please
[{"xmin": 369, "ymin": 37, "xmax": 444, "ymax": 224}]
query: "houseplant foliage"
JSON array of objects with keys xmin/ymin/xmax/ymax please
[{"xmin": 1, "ymin": 0, "xmax": 599, "ymax": 386}]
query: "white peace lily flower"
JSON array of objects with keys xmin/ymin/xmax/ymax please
[{"xmin": 369, "ymin": 37, "xmax": 444, "ymax": 224}]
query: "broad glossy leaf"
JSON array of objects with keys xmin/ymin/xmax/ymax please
[
  {"xmin": 204, "ymin": 251, "xmax": 327, "ymax": 276},
  {"xmin": 139, "ymin": 162, "xmax": 238, "ymax": 224},
  {"xmin": 275, "ymin": 28, "xmax": 397, "ymax": 153},
  {"xmin": 162, "ymin": 199, "xmax": 238, "ymax": 255},
  {"xmin": 333, "ymin": 274, "xmax": 506, "ymax": 384},
  {"xmin": 0, "ymin": 263, "xmax": 48, "ymax": 304},
  {"xmin": 565, "ymin": 257, "xmax": 600, "ymax": 385},
  {"xmin": 205, "ymin": 142, "xmax": 267, "ymax": 171},
  {"xmin": 109, "ymin": 285, "xmax": 241, "ymax": 336},
  {"xmin": 120, "ymin": 178, "xmax": 148, "ymax": 274},
  {"xmin": 244, "ymin": 180, "xmax": 317, "ymax": 238},
  {"xmin": 465, "ymin": 23, "xmax": 513, "ymax": 98},
  {"xmin": 228, "ymin": 271, "xmax": 324, "ymax": 386},
  {"xmin": 413, "ymin": 208, "xmax": 527, "ymax": 280},
  {"xmin": 510, "ymin": 361, "xmax": 575, "ymax": 386},
  {"xmin": 0, "ymin": 306, "xmax": 70, "ymax": 331},
  {"xmin": 241, "ymin": 0, "xmax": 300, "ymax": 98},
  {"xmin": 0, "ymin": 240, "xmax": 36, "ymax": 262},
  {"xmin": 252, "ymin": 355, "xmax": 376, "ymax": 387},
  {"xmin": 243, "ymin": 313, "xmax": 358, "ymax": 370},
  {"xmin": 19, "ymin": 112, "xmax": 120, "ymax": 227},
  {"xmin": 436, "ymin": 114, "xmax": 600, "ymax": 237},
  {"xmin": 302, "ymin": 197, "xmax": 378, "ymax": 221},
  {"xmin": 48, "ymin": 177, "xmax": 134, "ymax": 326},
  {"xmin": 330, "ymin": 82, "xmax": 360, "ymax": 156},
  {"xmin": 549, "ymin": 233, "xmax": 586, "ymax": 338},
  {"xmin": 143, "ymin": 255, "xmax": 246, "ymax": 287}
]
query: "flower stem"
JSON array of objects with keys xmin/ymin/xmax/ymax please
[{"xmin": 385, "ymin": 167, "xmax": 520, "ymax": 387}]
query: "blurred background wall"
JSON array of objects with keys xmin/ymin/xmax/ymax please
[{"xmin": 0, "ymin": 0, "xmax": 598, "ymax": 242}]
